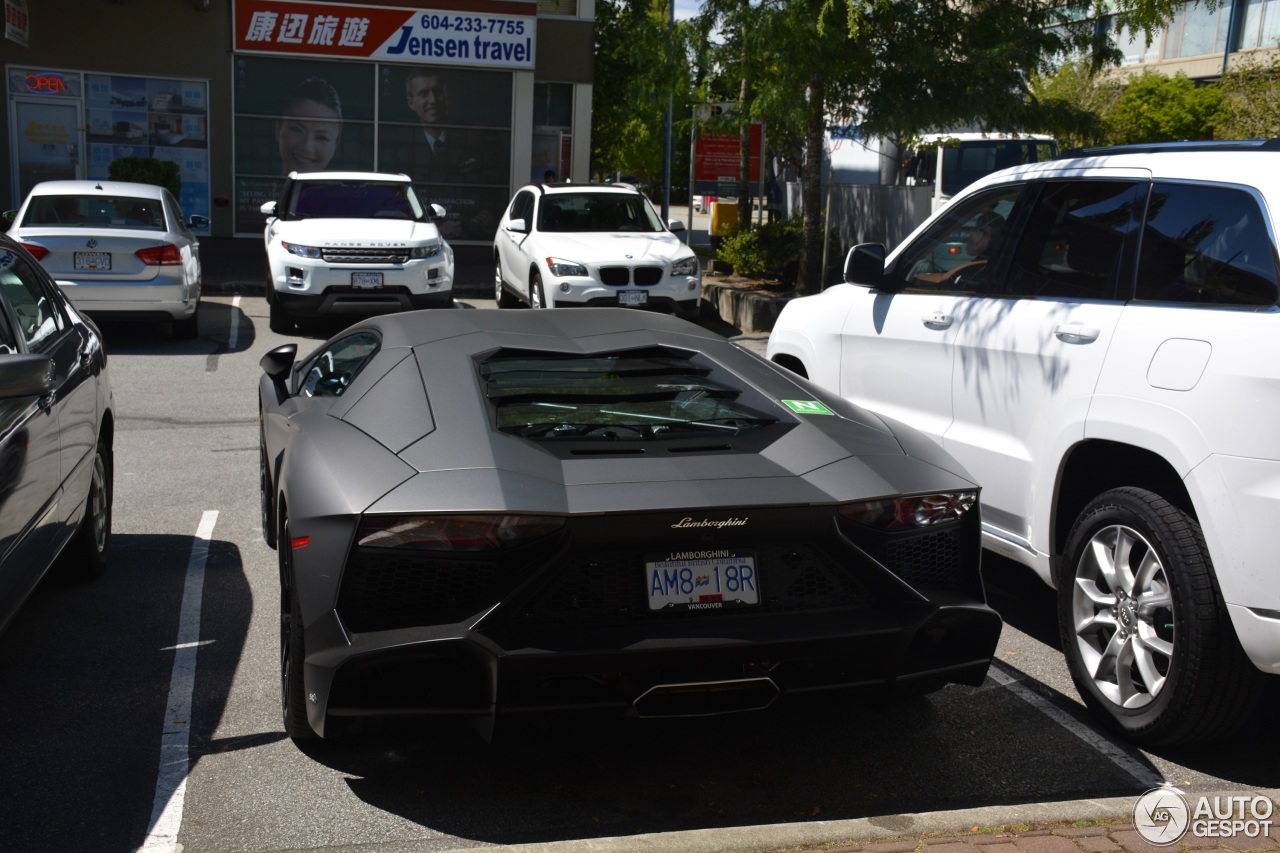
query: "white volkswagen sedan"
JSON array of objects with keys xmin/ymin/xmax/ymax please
[
  {"xmin": 493, "ymin": 182, "xmax": 701, "ymax": 318},
  {"xmin": 6, "ymin": 180, "xmax": 206, "ymax": 338}
]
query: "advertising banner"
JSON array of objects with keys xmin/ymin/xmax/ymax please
[
  {"xmin": 233, "ymin": 0, "xmax": 537, "ymax": 70},
  {"xmin": 694, "ymin": 122, "xmax": 763, "ymax": 186}
]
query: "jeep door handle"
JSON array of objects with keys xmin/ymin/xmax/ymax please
[
  {"xmin": 1054, "ymin": 323, "xmax": 1100, "ymax": 343},
  {"xmin": 923, "ymin": 312, "xmax": 953, "ymax": 329}
]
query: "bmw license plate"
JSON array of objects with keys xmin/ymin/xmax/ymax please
[
  {"xmin": 619, "ymin": 290, "xmax": 647, "ymax": 306},
  {"xmin": 646, "ymin": 550, "xmax": 758, "ymax": 611},
  {"xmin": 74, "ymin": 252, "xmax": 111, "ymax": 271},
  {"xmin": 351, "ymin": 272, "xmax": 383, "ymax": 288}
]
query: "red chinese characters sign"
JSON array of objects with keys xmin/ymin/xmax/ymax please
[
  {"xmin": 695, "ymin": 122, "xmax": 763, "ymax": 184},
  {"xmin": 233, "ymin": 0, "xmax": 537, "ymax": 70}
]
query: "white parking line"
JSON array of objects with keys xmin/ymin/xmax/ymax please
[
  {"xmin": 136, "ymin": 510, "xmax": 218, "ymax": 853},
  {"xmin": 228, "ymin": 295, "xmax": 241, "ymax": 350},
  {"xmin": 988, "ymin": 661, "xmax": 1164, "ymax": 789}
]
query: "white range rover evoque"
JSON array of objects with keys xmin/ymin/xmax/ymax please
[
  {"xmin": 493, "ymin": 182, "xmax": 701, "ymax": 318},
  {"xmin": 261, "ymin": 171, "xmax": 454, "ymax": 333},
  {"xmin": 767, "ymin": 138, "xmax": 1280, "ymax": 747}
]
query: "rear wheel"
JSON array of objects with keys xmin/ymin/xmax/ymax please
[
  {"xmin": 1059, "ymin": 487, "xmax": 1265, "ymax": 745},
  {"xmin": 67, "ymin": 435, "xmax": 112, "ymax": 578},
  {"xmin": 280, "ymin": 513, "xmax": 315, "ymax": 741}
]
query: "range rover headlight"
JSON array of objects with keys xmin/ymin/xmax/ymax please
[
  {"xmin": 545, "ymin": 257, "xmax": 588, "ymax": 277},
  {"xmin": 282, "ymin": 242, "xmax": 322, "ymax": 260},
  {"xmin": 410, "ymin": 243, "xmax": 442, "ymax": 259},
  {"xmin": 671, "ymin": 256, "xmax": 699, "ymax": 277}
]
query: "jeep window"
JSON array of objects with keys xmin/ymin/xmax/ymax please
[
  {"xmin": 1135, "ymin": 183, "xmax": 1279, "ymax": 307},
  {"xmin": 1005, "ymin": 180, "xmax": 1144, "ymax": 300},
  {"xmin": 536, "ymin": 192, "xmax": 663, "ymax": 233},
  {"xmin": 482, "ymin": 347, "xmax": 777, "ymax": 441},
  {"xmin": 894, "ymin": 188, "xmax": 1023, "ymax": 293},
  {"xmin": 285, "ymin": 181, "xmax": 426, "ymax": 222},
  {"xmin": 300, "ymin": 331, "xmax": 381, "ymax": 398}
]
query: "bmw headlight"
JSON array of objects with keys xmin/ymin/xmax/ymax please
[
  {"xmin": 282, "ymin": 242, "xmax": 323, "ymax": 260},
  {"xmin": 545, "ymin": 257, "xmax": 588, "ymax": 277},
  {"xmin": 671, "ymin": 256, "xmax": 699, "ymax": 277},
  {"xmin": 410, "ymin": 243, "xmax": 442, "ymax": 259}
]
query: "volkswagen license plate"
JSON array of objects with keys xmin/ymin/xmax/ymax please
[
  {"xmin": 618, "ymin": 290, "xmax": 647, "ymax": 306},
  {"xmin": 646, "ymin": 550, "xmax": 758, "ymax": 611},
  {"xmin": 74, "ymin": 252, "xmax": 111, "ymax": 271},
  {"xmin": 352, "ymin": 272, "xmax": 383, "ymax": 288}
]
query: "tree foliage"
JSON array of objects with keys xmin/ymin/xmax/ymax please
[
  {"xmin": 1218, "ymin": 51, "xmax": 1280, "ymax": 139},
  {"xmin": 1108, "ymin": 70, "xmax": 1223, "ymax": 142}
]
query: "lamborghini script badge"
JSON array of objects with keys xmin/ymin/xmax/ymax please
[{"xmin": 671, "ymin": 517, "xmax": 748, "ymax": 529}]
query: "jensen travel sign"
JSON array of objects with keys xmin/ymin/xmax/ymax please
[{"xmin": 233, "ymin": 0, "xmax": 537, "ymax": 70}]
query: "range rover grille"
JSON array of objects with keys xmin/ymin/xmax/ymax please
[{"xmin": 321, "ymin": 247, "xmax": 410, "ymax": 264}]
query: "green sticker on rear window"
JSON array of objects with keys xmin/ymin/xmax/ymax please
[{"xmin": 782, "ymin": 399, "xmax": 834, "ymax": 415}]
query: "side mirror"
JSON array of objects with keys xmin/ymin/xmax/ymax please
[
  {"xmin": 0, "ymin": 353, "xmax": 56, "ymax": 399},
  {"xmin": 2, "ymin": 210, "xmax": 17, "ymax": 226},
  {"xmin": 259, "ymin": 201, "xmax": 277, "ymax": 218},
  {"xmin": 431, "ymin": 204, "xmax": 447, "ymax": 219},
  {"xmin": 841, "ymin": 243, "xmax": 887, "ymax": 289},
  {"xmin": 188, "ymin": 214, "xmax": 210, "ymax": 230},
  {"xmin": 506, "ymin": 218, "xmax": 528, "ymax": 234},
  {"xmin": 260, "ymin": 343, "xmax": 297, "ymax": 399},
  {"xmin": 667, "ymin": 219, "xmax": 686, "ymax": 233}
]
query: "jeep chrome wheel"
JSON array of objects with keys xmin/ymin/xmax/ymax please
[
  {"xmin": 1059, "ymin": 487, "xmax": 1264, "ymax": 745},
  {"xmin": 1069, "ymin": 521, "xmax": 1174, "ymax": 710}
]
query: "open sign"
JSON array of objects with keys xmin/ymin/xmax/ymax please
[{"xmin": 25, "ymin": 73, "xmax": 68, "ymax": 95}]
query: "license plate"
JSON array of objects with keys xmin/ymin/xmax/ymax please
[
  {"xmin": 619, "ymin": 290, "xmax": 647, "ymax": 306},
  {"xmin": 352, "ymin": 272, "xmax": 383, "ymax": 288},
  {"xmin": 646, "ymin": 550, "xmax": 759, "ymax": 611},
  {"xmin": 74, "ymin": 252, "xmax": 111, "ymax": 271}
]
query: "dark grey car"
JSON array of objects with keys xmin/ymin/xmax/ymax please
[
  {"xmin": 259, "ymin": 309, "xmax": 999, "ymax": 741},
  {"xmin": 0, "ymin": 235, "xmax": 113, "ymax": 635}
]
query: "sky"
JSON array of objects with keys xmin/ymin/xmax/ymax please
[{"xmin": 674, "ymin": 0, "xmax": 701, "ymax": 21}]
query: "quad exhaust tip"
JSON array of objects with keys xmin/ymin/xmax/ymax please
[{"xmin": 634, "ymin": 677, "xmax": 780, "ymax": 718}]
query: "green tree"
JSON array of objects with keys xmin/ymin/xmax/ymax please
[
  {"xmin": 1028, "ymin": 59, "xmax": 1123, "ymax": 149},
  {"xmin": 1107, "ymin": 69, "xmax": 1223, "ymax": 142},
  {"xmin": 1218, "ymin": 51, "xmax": 1280, "ymax": 139},
  {"xmin": 693, "ymin": 0, "xmax": 1193, "ymax": 291},
  {"xmin": 593, "ymin": 0, "xmax": 695, "ymax": 188}
]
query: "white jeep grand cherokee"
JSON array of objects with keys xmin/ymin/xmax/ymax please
[
  {"xmin": 767, "ymin": 139, "xmax": 1280, "ymax": 745},
  {"xmin": 262, "ymin": 171, "xmax": 454, "ymax": 333}
]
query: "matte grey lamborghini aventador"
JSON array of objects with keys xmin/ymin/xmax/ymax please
[{"xmin": 258, "ymin": 308, "xmax": 1000, "ymax": 741}]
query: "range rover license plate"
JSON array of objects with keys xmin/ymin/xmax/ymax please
[
  {"xmin": 74, "ymin": 252, "xmax": 111, "ymax": 271},
  {"xmin": 352, "ymin": 272, "xmax": 383, "ymax": 288},
  {"xmin": 619, "ymin": 290, "xmax": 647, "ymax": 306},
  {"xmin": 646, "ymin": 550, "xmax": 758, "ymax": 611}
]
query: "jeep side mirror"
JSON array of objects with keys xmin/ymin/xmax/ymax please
[
  {"xmin": 841, "ymin": 243, "xmax": 887, "ymax": 289},
  {"xmin": 506, "ymin": 218, "xmax": 528, "ymax": 234}
]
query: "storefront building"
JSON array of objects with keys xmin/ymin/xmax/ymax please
[{"xmin": 0, "ymin": 0, "xmax": 594, "ymax": 252}]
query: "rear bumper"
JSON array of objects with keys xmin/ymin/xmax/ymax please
[
  {"xmin": 302, "ymin": 603, "xmax": 1001, "ymax": 737},
  {"xmin": 56, "ymin": 279, "xmax": 198, "ymax": 320}
]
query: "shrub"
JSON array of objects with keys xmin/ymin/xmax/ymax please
[
  {"xmin": 718, "ymin": 219, "xmax": 803, "ymax": 283},
  {"xmin": 107, "ymin": 157, "xmax": 181, "ymax": 198}
]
